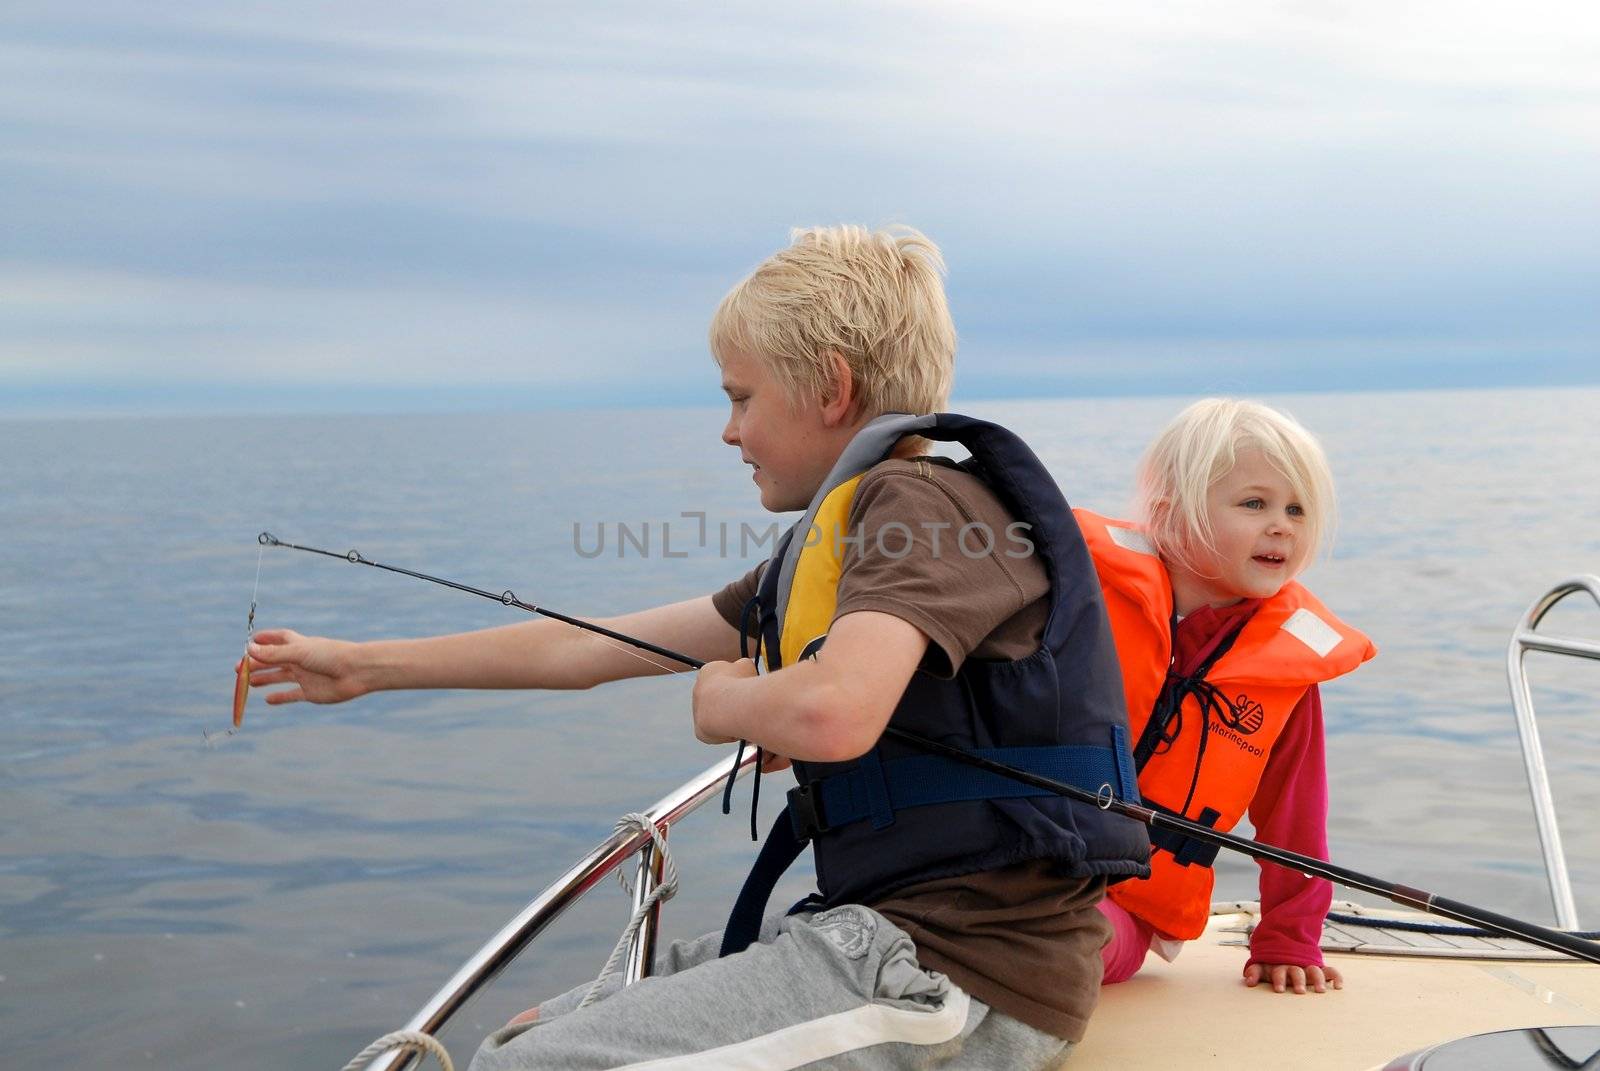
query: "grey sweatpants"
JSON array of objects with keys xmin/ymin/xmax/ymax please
[{"xmin": 469, "ymin": 905, "xmax": 1073, "ymax": 1070}]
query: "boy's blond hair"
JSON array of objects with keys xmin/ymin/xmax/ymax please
[
  {"xmin": 709, "ymin": 225, "xmax": 955, "ymax": 415},
  {"xmin": 1134, "ymin": 398, "xmax": 1336, "ymax": 577}
]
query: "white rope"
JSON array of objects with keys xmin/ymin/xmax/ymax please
[
  {"xmin": 577, "ymin": 812, "xmax": 680, "ymax": 1010},
  {"xmin": 343, "ymin": 812, "xmax": 676, "ymax": 1066},
  {"xmin": 341, "ymin": 1029, "xmax": 454, "ymax": 1071}
]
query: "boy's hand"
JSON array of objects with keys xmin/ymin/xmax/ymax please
[
  {"xmin": 245, "ymin": 629, "xmax": 371, "ymax": 706},
  {"xmin": 692, "ymin": 658, "xmax": 759, "ymax": 744},
  {"xmin": 1243, "ymin": 961, "xmax": 1342, "ymax": 994}
]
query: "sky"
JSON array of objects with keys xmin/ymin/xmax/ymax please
[{"xmin": 2, "ymin": 1, "xmax": 1597, "ymax": 415}]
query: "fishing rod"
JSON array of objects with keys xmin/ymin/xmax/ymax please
[
  {"xmin": 257, "ymin": 532, "xmax": 693, "ymax": 670},
  {"xmin": 877, "ymin": 727, "xmax": 1600, "ymax": 966},
  {"xmin": 256, "ymin": 533, "xmax": 1600, "ymax": 966}
]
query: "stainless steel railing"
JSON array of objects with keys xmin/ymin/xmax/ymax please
[
  {"xmin": 1506, "ymin": 574, "xmax": 1600, "ymax": 931},
  {"xmin": 368, "ymin": 749, "xmax": 758, "ymax": 1071}
]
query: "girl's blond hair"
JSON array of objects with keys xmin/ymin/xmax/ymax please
[
  {"xmin": 709, "ymin": 225, "xmax": 955, "ymax": 415},
  {"xmin": 1134, "ymin": 398, "xmax": 1336, "ymax": 576}
]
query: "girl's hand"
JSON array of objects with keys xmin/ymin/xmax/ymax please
[
  {"xmin": 1243, "ymin": 961, "xmax": 1343, "ymax": 994},
  {"xmin": 245, "ymin": 629, "xmax": 371, "ymax": 706}
]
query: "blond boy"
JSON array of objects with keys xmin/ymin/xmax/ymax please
[{"xmin": 249, "ymin": 226, "xmax": 1147, "ymax": 1069}]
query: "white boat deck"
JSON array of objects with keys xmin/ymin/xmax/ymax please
[{"xmin": 1074, "ymin": 901, "xmax": 1600, "ymax": 1069}]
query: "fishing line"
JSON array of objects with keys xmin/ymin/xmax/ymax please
[
  {"xmin": 248, "ymin": 539, "xmax": 265, "ymax": 636},
  {"xmin": 254, "ymin": 532, "xmax": 1600, "ymax": 966},
  {"xmin": 214, "ymin": 540, "xmax": 271, "ymax": 741}
]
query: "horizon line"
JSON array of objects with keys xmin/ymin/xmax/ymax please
[{"xmin": 3, "ymin": 373, "xmax": 1599, "ymax": 422}]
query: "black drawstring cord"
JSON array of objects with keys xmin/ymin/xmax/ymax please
[
  {"xmin": 1144, "ymin": 666, "xmax": 1247, "ymax": 818},
  {"xmin": 1175, "ymin": 676, "xmax": 1230, "ymax": 816},
  {"xmin": 748, "ymin": 749, "xmax": 764, "ymax": 841},
  {"xmin": 1133, "ymin": 612, "xmax": 1249, "ymax": 818},
  {"xmin": 721, "ymin": 740, "xmax": 747, "ymax": 815},
  {"xmin": 721, "ymin": 596, "xmax": 765, "ymax": 839}
]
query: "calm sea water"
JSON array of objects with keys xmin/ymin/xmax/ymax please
[{"xmin": 3, "ymin": 386, "xmax": 1598, "ymax": 1068}]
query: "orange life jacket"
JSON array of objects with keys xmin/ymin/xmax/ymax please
[{"xmin": 1074, "ymin": 509, "xmax": 1376, "ymax": 939}]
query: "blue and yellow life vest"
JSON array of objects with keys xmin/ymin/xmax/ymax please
[{"xmin": 720, "ymin": 413, "xmax": 1149, "ymax": 955}]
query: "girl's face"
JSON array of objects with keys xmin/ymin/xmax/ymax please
[{"xmin": 1170, "ymin": 446, "xmax": 1311, "ymax": 613}]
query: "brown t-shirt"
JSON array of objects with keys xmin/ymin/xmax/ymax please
[{"xmin": 711, "ymin": 457, "xmax": 1109, "ymax": 1041}]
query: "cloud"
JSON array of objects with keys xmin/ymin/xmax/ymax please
[{"xmin": 1, "ymin": 1, "xmax": 1596, "ymax": 412}]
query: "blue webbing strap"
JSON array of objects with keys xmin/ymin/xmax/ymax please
[
  {"xmin": 719, "ymin": 740, "xmax": 1129, "ymax": 957},
  {"xmin": 1112, "ymin": 724, "xmax": 1140, "ymax": 803},
  {"xmin": 855, "ymin": 747, "xmax": 896, "ymax": 830},
  {"xmin": 720, "ymin": 807, "xmax": 807, "ymax": 957},
  {"xmin": 805, "ymin": 743, "xmax": 1126, "ymax": 834}
]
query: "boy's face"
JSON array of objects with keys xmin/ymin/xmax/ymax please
[{"xmin": 719, "ymin": 348, "xmax": 855, "ymax": 513}]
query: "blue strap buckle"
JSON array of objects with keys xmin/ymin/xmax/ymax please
[{"xmin": 1149, "ymin": 805, "xmax": 1222, "ymax": 867}]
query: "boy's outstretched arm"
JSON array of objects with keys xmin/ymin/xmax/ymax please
[
  {"xmin": 691, "ymin": 610, "xmax": 928, "ymax": 763},
  {"xmin": 245, "ymin": 595, "xmax": 743, "ymax": 706}
]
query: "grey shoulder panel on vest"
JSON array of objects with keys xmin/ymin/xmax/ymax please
[{"xmin": 772, "ymin": 413, "xmax": 937, "ymax": 630}]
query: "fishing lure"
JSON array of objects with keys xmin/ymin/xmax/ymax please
[
  {"xmin": 232, "ymin": 652, "xmax": 250, "ymax": 727},
  {"xmin": 231, "ymin": 538, "xmax": 266, "ymax": 730}
]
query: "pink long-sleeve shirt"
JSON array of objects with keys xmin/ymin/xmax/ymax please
[{"xmin": 1173, "ymin": 600, "xmax": 1332, "ymax": 969}]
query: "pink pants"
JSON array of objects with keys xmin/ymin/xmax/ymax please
[{"xmin": 1097, "ymin": 897, "xmax": 1155, "ymax": 984}]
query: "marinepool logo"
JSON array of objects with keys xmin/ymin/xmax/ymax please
[
  {"xmin": 1219, "ymin": 692, "xmax": 1265, "ymax": 735},
  {"xmin": 1209, "ymin": 690, "xmax": 1266, "ymax": 758}
]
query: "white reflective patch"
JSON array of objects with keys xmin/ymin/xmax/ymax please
[
  {"xmin": 1282, "ymin": 607, "xmax": 1342, "ymax": 658},
  {"xmin": 1107, "ymin": 525, "xmax": 1156, "ymax": 556}
]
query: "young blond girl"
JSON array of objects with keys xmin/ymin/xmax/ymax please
[{"xmin": 1075, "ymin": 398, "xmax": 1375, "ymax": 994}]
